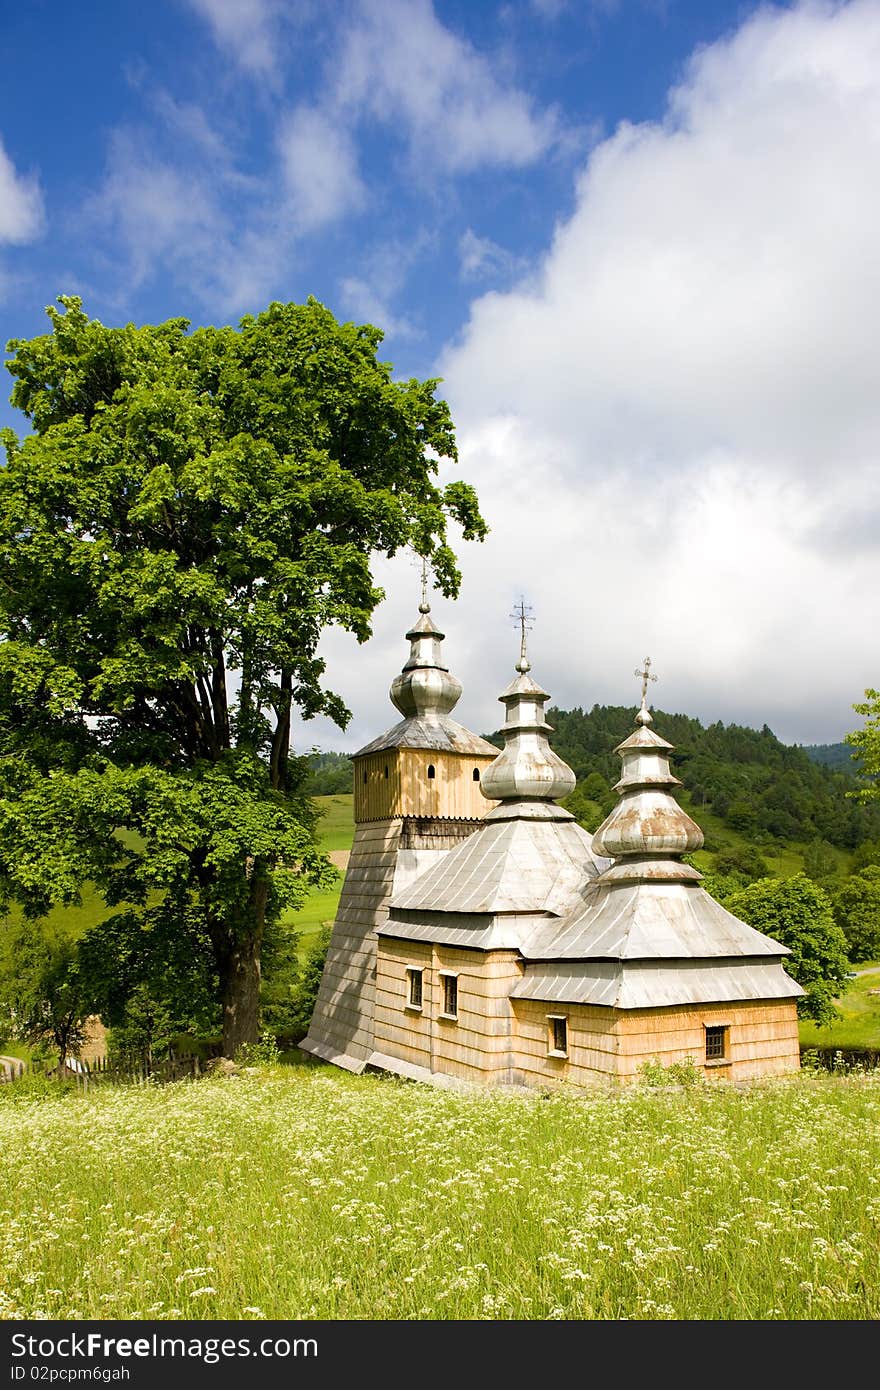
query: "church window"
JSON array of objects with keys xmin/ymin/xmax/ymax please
[
  {"xmin": 362, "ymin": 770, "xmax": 367, "ymax": 784},
  {"xmin": 406, "ymin": 968, "xmax": 423, "ymax": 1011},
  {"xmin": 440, "ymin": 972, "xmax": 458, "ymax": 1019},
  {"xmin": 384, "ymin": 765, "xmax": 389, "ymax": 778},
  {"xmin": 472, "ymin": 767, "xmax": 480, "ymax": 781},
  {"xmin": 705, "ymin": 1025, "xmax": 728, "ymax": 1062},
  {"xmin": 427, "ymin": 764, "xmax": 436, "ymax": 779},
  {"xmin": 547, "ymin": 1015, "xmax": 568, "ymax": 1058}
]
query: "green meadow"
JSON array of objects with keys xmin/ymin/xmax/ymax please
[{"xmin": 1, "ymin": 1065, "xmax": 878, "ymax": 1321}]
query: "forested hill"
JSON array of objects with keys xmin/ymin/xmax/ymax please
[
  {"xmin": 803, "ymin": 742, "xmax": 863, "ymax": 775},
  {"xmin": 303, "ymin": 712, "xmax": 879, "ymax": 852},
  {"xmin": 543, "ymin": 706, "xmax": 880, "ymax": 850}
]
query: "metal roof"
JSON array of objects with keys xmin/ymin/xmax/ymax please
[
  {"xmin": 388, "ymin": 815, "xmax": 608, "ymax": 917},
  {"xmin": 511, "ymin": 958, "xmax": 804, "ymax": 1008},
  {"xmin": 523, "ymin": 879, "xmax": 792, "ymax": 961},
  {"xmin": 376, "ymin": 910, "xmax": 543, "ymax": 951},
  {"xmin": 354, "ymin": 713, "xmax": 500, "ymax": 757}
]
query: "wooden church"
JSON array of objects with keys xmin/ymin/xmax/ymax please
[{"xmin": 300, "ymin": 597, "xmax": 802, "ymax": 1089}]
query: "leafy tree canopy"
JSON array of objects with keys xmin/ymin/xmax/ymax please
[
  {"xmin": 0, "ymin": 295, "xmax": 486, "ymax": 1056},
  {"xmin": 846, "ymin": 689, "xmax": 880, "ymax": 804},
  {"xmin": 832, "ymin": 866, "xmax": 880, "ymax": 964},
  {"xmin": 725, "ymin": 873, "xmax": 851, "ymax": 1026}
]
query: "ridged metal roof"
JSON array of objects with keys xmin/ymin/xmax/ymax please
[
  {"xmin": 511, "ymin": 958, "xmax": 804, "ymax": 1008},
  {"xmin": 388, "ymin": 815, "xmax": 609, "ymax": 916},
  {"xmin": 524, "ymin": 879, "xmax": 792, "ymax": 960},
  {"xmin": 376, "ymin": 909, "xmax": 542, "ymax": 951},
  {"xmin": 355, "ymin": 713, "xmax": 500, "ymax": 757}
]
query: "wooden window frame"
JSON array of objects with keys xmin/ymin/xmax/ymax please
[
  {"xmin": 405, "ymin": 967, "xmax": 423, "ymax": 1012},
  {"xmin": 547, "ymin": 1014, "xmax": 568, "ymax": 1059},
  {"xmin": 704, "ymin": 1024, "xmax": 730, "ymax": 1066},
  {"xmin": 439, "ymin": 971, "xmax": 458, "ymax": 1021}
]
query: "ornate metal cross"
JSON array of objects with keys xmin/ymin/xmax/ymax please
[
  {"xmin": 420, "ymin": 555, "xmax": 429, "ymax": 609},
  {"xmin": 411, "ymin": 551, "xmax": 431, "ymax": 609},
  {"xmin": 634, "ymin": 656, "xmax": 658, "ymax": 704},
  {"xmin": 511, "ymin": 597, "xmax": 534, "ymax": 667}
]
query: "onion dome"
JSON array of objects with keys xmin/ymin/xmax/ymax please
[
  {"xmin": 480, "ymin": 640, "xmax": 576, "ymax": 817},
  {"xmin": 591, "ymin": 667, "xmax": 704, "ymax": 882},
  {"xmin": 389, "ymin": 599, "xmax": 463, "ymax": 720}
]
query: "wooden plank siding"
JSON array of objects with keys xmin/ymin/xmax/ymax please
[
  {"xmin": 354, "ymin": 749, "xmax": 498, "ymax": 822},
  {"xmin": 512, "ymin": 998, "xmax": 800, "ymax": 1090},
  {"xmin": 375, "ymin": 941, "xmax": 523, "ymax": 1084},
  {"xmin": 373, "ymin": 944, "xmax": 801, "ymax": 1090}
]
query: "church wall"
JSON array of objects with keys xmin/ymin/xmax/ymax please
[
  {"xmin": 300, "ymin": 819, "xmax": 403, "ymax": 1069},
  {"xmin": 510, "ymin": 997, "xmax": 801, "ymax": 1091},
  {"xmin": 512, "ymin": 1000, "xmax": 620, "ymax": 1089},
  {"xmin": 614, "ymin": 999, "xmax": 801, "ymax": 1081},
  {"xmin": 374, "ymin": 941, "xmax": 522, "ymax": 1084},
  {"xmin": 355, "ymin": 750, "xmax": 497, "ymax": 822},
  {"xmin": 354, "ymin": 754, "xmax": 403, "ymax": 822}
]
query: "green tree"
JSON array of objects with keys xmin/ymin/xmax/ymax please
[
  {"xmin": 832, "ymin": 867, "xmax": 880, "ymax": 963},
  {"xmin": 0, "ymin": 916, "xmax": 92, "ymax": 1067},
  {"xmin": 851, "ymin": 839, "xmax": 880, "ymax": 873},
  {"xmin": 726, "ymin": 873, "xmax": 850, "ymax": 1026},
  {"xmin": 846, "ymin": 689, "xmax": 880, "ymax": 802},
  {"xmin": 0, "ymin": 295, "xmax": 486, "ymax": 1057},
  {"xmin": 801, "ymin": 837, "xmax": 839, "ymax": 885}
]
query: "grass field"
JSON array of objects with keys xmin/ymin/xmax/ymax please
[
  {"xmin": 799, "ymin": 964, "xmax": 880, "ymax": 1049},
  {"xmin": 1, "ymin": 1064, "xmax": 878, "ymax": 1320}
]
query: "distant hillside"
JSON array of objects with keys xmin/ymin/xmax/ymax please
[
  {"xmin": 303, "ymin": 751, "xmax": 353, "ymax": 795},
  {"xmin": 541, "ymin": 705, "xmax": 880, "ymax": 851},
  {"xmin": 302, "ymin": 711, "xmax": 880, "ymax": 855},
  {"xmin": 802, "ymin": 742, "xmax": 863, "ymax": 775}
]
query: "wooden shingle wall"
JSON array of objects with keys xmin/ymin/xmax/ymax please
[
  {"xmin": 355, "ymin": 749, "xmax": 497, "ymax": 822},
  {"xmin": 301, "ymin": 819, "xmax": 402, "ymax": 1069},
  {"xmin": 511, "ymin": 997, "xmax": 800, "ymax": 1090},
  {"xmin": 374, "ymin": 941, "xmax": 523, "ymax": 1084}
]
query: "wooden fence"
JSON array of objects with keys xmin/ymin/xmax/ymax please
[{"xmin": 0, "ymin": 1049, "xmax": 210, "ymax": 1088}]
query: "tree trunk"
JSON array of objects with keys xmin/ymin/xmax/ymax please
[
  {"xmin": 218, "ymin": 878, "xmax": 268, "ymax": 1059},
  {"xmin": 220, "ymin": 936, "xmax": 262, "ymax": 1059}
]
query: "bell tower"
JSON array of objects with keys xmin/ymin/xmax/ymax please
[{"xmin": 300, "ymin": 594, "xmax": 499, "ymax": 1072}]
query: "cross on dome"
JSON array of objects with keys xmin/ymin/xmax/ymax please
[
  {"xmin": 634, "ymin": 656, "xmax": 658, "ymax": 725},
  {"xmin": 511, "ymin": 596, "xmax": 534, "ymax": 673}
]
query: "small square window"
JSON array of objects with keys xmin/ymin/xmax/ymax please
[
  {"xmin": 440, "ymin": 973, "xmax": 458, "ymax": 1019},
  {"xmin": 705, "ymin": 1025, "xmax": 727, "ymax": 1061},
  {"xmin": 406, "ymin": 968, "xmax": 423, "ymax": 1010},
  {"xmin": 547, "ymin": 1015, "xmax": 568, "ymax": 1058}
]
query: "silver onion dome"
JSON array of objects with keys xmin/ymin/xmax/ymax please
[
  {"xmin": 480, "ymin": 647, "xmax": 576, "ymax": 809},
  {"xmin": 591, "ymin": 678, "xmax": 704, "ymax": 882},
  {"xmin": 388, "ymin": 601, "xmax": 463, "ymax": 720}
]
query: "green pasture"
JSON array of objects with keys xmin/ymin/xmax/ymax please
[
  {"xmin": 799, "ymin": 964, "xmax": 880, "ymax": 1050},
  {"xmin": 1, "ymin": 1065, "xmax": 878, "ymax": 1320}
]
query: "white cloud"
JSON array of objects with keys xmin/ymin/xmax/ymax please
[
  {"xmin": 308, "ymin": 0, "xmax": 880, "ymax": 751},
  {"xmin": 0, "ymin": 136, "xmax": 44, "ymax": 244},
  {"xmin": 185, "ymin": 0, "xmax": 284, "ymax": 79},
  {"xmin": 458, "ymin": 228, "xmax": 524, "ymax": 281},
  {"xmin": 339, "ymin": 277, "xmax": 418, "ymax": 341},
  {"xmin": 278, "ymin": 107, "xmax": 366, "ymax": 232},
  {"xmin": 334, "ymin": 0, "xmax": 562, "ymax": 173}
]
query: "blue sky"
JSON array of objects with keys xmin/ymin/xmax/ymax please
[{"xmin": 2, "ymin": 0, "xmax": 879, "ymax": 752}]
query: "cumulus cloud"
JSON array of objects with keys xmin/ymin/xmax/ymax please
[
  {"xmin": 333, "ymin": 0, "xmax": 562, "ymax": 173},
  {"xmin": 308, "ymin": 0, "xmax": 880, "ymax": 751},
  {"xmin": 0, "ymin": 136, "xmax": 44, "ymax": 244}
]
